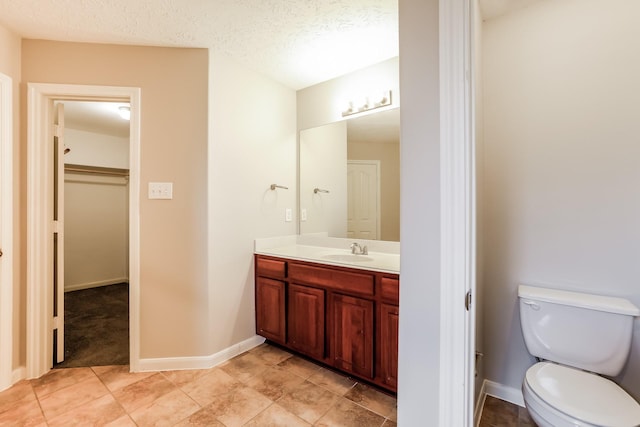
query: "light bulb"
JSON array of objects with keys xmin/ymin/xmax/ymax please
[{"xmin": 118, "ymin": 106, "xmax": 130, "ymax": 120}]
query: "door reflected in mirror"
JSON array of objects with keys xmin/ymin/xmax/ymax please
[{"xmin": 299, "ymin": 108, "xmax": 400, "ymax": 242}]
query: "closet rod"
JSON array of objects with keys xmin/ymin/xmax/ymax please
[{"xmin": 65, "ymin": 164, "xmax": 129, "ymax": 178}]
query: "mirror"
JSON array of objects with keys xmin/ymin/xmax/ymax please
[{"xmin": 299, "ymin": 108, "xmax": 400, "ymax": 241}]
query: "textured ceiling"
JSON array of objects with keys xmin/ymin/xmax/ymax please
[{"xmin": 0, "ymin": 0, "xmax": 398, "ymax": 90}]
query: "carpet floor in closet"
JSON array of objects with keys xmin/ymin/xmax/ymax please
[{"xmin": 55, "ymin": 282, "xmax": 129, "ymax": 368}]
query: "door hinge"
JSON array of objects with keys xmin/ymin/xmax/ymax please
[{"xmin": 465, "ymin": 291, "xmax": 472, "ymax": 311}]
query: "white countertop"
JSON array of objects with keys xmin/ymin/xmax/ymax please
[{"xmin": 255, "ymin": 235, "xmax": 400, "ymax": 274}]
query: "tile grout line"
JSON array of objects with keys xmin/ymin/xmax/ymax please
[
  {"xmin": 29, "ymin": 379, "xmax": 49, "ymax": 426},
  {"xmin": 93, "ymin": 365, "xmax": 141, "ymax": 425}
]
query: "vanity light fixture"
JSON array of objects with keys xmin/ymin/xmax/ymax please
[
  {"xmin": 118, "ymin": 106, "xmax": 131, "ymax": 120},
  {"xmin": 342, "ymin": 90, "xmax": 392, "ymax": 117}
]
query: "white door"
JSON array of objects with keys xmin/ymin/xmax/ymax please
[
  {"xmin": 347, "ymin": 161, "xmax": 380, "ymax": 239},
  {"xmin": 53, "ymin": 103, "xmax": 65, "ymax": 364},
  {"xmin": 0, "ymin": 73, "xmax": 13, "ymax": 390}
]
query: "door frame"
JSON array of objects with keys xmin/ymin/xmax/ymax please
[
  {"xmin": 0, "ymin": 73, "xmax": 13, "ymax": 391},
  {"xmin": 439, "ymin": 0, "xmax": 475, "ymax": 425},
  {"xmin": 347, "ymin": 160, "xmax": 381, "ymax": 239},
  {"xmin": 26, "ymin": 83, "xmax": 141, "ymax": 378}
]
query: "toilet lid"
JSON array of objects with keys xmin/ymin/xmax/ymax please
[{"xmin": 526, "ymin": 362, "xmax": 640, "ymax": 426}]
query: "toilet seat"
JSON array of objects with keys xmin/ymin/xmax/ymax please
[{"xmin": 525, "ymin": 362, "xmax": 640, "ymax": 427}]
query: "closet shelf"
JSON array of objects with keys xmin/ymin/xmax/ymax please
[{"xmin": 65, "ymin": 164, "xmax": 129, "ymax": 178}]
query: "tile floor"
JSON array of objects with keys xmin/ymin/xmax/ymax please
[
  {"xmin": 478, "ymin": 395, "xmax": 535, "ymax": 427},
  {"xmin": 0, "ymin": 343, "xmax": 398, "ymax": 426}
]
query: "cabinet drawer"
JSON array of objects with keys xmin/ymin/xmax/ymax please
[
  {"xmin": 380, "ymin": 277, "xmax": 399, "ymax": 304},
  {"xmin": 256, "ymin": 257, "xmax": 287, "ymax": 279},
  {"xmin": 289, "ymin": 263, "xmax": 374, "ymax": 296}
]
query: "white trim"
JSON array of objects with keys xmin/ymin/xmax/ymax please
[
  {"xmin": 0, "ymin": 73, "xmax": 13, "ymax": 391},
  {"xmin": 484, "ymin": 379, "xmax": 525, "ymax": 407},
  {"xmin": 439, "ymin": 0, "xmax": 475, "ymax": 425},
  {"xmin": 474, "ymin": 380, "xmax": 488, "ymax": 427},
  {"xmin": 11, "ymin": 367, "xmax": 25, "ymax": 385},
  {"xmin": 137, "ymin": 335, "xmax": 265, "ymax": 372},
  {"xmin": 27, "ymin": 83, "xmax": 141, "ymax": 378},
  {"xmin": 64, "ymin": 278, "xmax": 129, "ymax": 292}
]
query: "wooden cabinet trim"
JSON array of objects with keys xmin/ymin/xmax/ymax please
[
  {"xmin": 379, "ymin": 302, "xmax": 399, "ymax": 391},
  {"xmin": 288, "ymin": 283, "xmax": 325, "ymax": 359},
  {"xmin": 289, "ymin": 262, "xmax": 374, "ymax": 296},
  {"xmin": 256, "ymin": 256, "xmax": 287, "ymax": 279},
  {"xmin": 255, "ymin": 277, "xmax": 286, "ymax": 344},
  {"xmin": 331, "ymin": 293, "xmax": 374, "ymax": 379},
  {"xmin": 380, "ymin": 276, "xmax": 400, "ymax": 304}
]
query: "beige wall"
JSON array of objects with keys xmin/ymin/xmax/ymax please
[
  {"xmin": 21, "ymin": 40, "xmax": 209, "ymax": 359},
  {"xmin": 208, "ymin": 53, "xmax": 297, "ymax": 353},
  {"xmin": 348, "ymin": 140, "xmax": 400, "ymax": 241},
  {"xmin": 64, "ymin": 173, "xmax": 129, "ymax": 291},
  {"xmin": 0, "ymin": 23, "xmax": 22, "ymax": 374},
  {"xmin": 482, "ymin": 0, "xmax": 640, "ymax": 399},
  {"xmin": 299, "ymin": 121, "xmax": 347, "ymax": 237},
  {"xmin": 297, "ymin": 57, "xmax": 399, "ymax": 131},
  {"xmin": 65, "ymin": 128, "xmax": 129, "ymax": 169}
]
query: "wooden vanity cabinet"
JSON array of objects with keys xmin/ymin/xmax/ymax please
[
  {"xmin": 255, "ymin": 277, "xmax": 286, "ymax": 344},
  {"xmin": 331, "ymin": 294, "xmax": 374, "ymax": 379},
  {"xmin": 379, "ymin": 303, "xmax": 399, "ymax": 389},
  {"xmin": 288, "ymin": 283, "xmax": 325, "ymax": 359},
  {"xmin": 255, "ymin": 257, "xmax": 287, "ymax": 345},
  {"xmin": 378, "ymin": 276, "xmax": 400, "ymax": 390},
  {"xmin": 254, "ymin": 254, "xmax": 399, "ymax": 393}
]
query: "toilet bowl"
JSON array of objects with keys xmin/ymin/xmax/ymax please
[
  {"xmin": 522, "ymin": 362, "xmax": 640, "ymax": 427},
  {"xmin": 518, "ymin": 285, "xmax": 640, "ymax": 427}
]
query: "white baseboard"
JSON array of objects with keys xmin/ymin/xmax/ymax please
[
  {"xmin": 474, "ymin": 380, "xmax": 488, "ymax": 427},
  {"xmin": 64, "ymin": 278, "xmax": 129, "ymax": 292},
  {"xmin": 484, "ymin": 379, "xmax": 525, "ymax": 407},
  {"xmin": 136, "ymin": 335, "xmax": 265, "ymax": 372},
  {"xmin": 475, "ymin": 379, "xmax": 525, "ymax": 426}
]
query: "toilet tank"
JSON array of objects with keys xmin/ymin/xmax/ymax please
[{"xmin": 519, "ymin": 285, "xmax": 640, "ymax": 376}]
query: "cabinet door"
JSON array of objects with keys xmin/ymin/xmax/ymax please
[
  {"xmin": 332, "ymin": 294, "xmax": 374, "ymax": 378},
  {"xmin": 288, "ymin": 283, "xmax": 325, "ymax": 359},
  {"xmin": 380, "ymin": 303, "xmax": 399, "ymax": 390},
  {"xmin": 256, "ymin": 277, "xmax": 286, "ymax": 344}
]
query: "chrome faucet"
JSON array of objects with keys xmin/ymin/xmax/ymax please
[{"xmin": 350, "ymin": 242, "xmax": 368, "ymax": 255}]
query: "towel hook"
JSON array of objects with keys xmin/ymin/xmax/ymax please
[{"xmin": 270, "ymin": 184, "xmax": 288, "ymax": 190}]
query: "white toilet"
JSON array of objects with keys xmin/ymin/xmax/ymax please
[{"xmin": 519, "ymin": 285, "xmax": 640, "ymax": 427}]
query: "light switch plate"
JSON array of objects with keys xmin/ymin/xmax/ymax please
[
  {"xmin": 148, "ymin": 182, "xmax": 173, "ymax": 199},
  {"xmin": 285, "ymin": 208, "xmax": 293, "ymax": 222},
  {"xmin": 301, "ymin": 208, "xmax": 307, "ymax": 221}
]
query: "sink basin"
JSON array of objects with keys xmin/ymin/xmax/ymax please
[{"xmin": 322, "ymin": 254, "xmax": 374, "ymax": 263}]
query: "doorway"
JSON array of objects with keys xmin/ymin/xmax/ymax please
[
  {"xmin": 26, "ymin": 83, "xmax": 141, "ymax": 379},
  {"xmin": 55, "ymin": 100, "xmax": 131, "ymax": 368},
  {"xmin": 347, "ymin": 160, "xmax": 380, "ymax": 239}
]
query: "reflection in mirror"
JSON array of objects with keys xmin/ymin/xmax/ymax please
[{"xmin": 299, "ymin": 108, "xmax": 400, "ymax": 242}]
